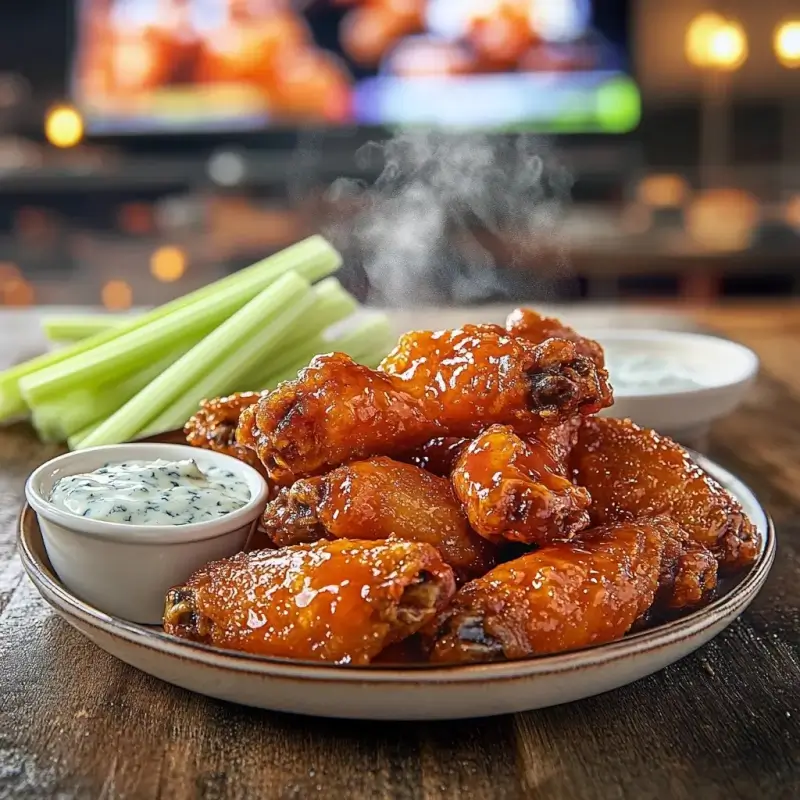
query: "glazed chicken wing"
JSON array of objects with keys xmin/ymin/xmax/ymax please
[
  {"xmin": 164, "ymin": 539, "xmax": 456, "ymax": 664},
  {"xmin": 240, "ymin": 328, "xmax": 612, "ymax": 483},
  {"xmin": 262, "ymin": 457, "xmax": 496, "ymax": 581},
  {"xmin": 570, "ymin": 417, "xmax": 759, "ymax": 571},
  {"xmin": 237, "ymin": 352, "xmax": 440, "ymax": 485},
  {"xmin": 427, "ymin": 519, "xmax": 666, "ymax": 664},
  {"xmin": 505, "ymin": 307, "xmax": 605, "ymax": 367},
  {"xmin": 185, "ymin": 392, "xmax": 265, "ymax": 473},
  {"xmin": 451, "ymin": 424, "xmax": 590, "ymax": 545},
  {"xmin": 379, "ymin": 325, "xmax": 612, "ymax": 424}
]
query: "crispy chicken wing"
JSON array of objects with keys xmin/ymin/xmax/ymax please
[
  {"xmin": 237, "ymin": 352, "xmax": 440, "ymax": 485},
  {"xmin": 240, "ymin": 329, "xmax": 612, "ymax": 483},
  {"xmin": 262, "ymin": 457, "xmax": 495, "ymax": 581},
  {"xmin": 379, "ymin": 325, "xmax": 612, "ymax": 424},
  {"xmin": 185, "ymin": 392, "xmax": 265, "ymax": 473},
  {"xmin": 570, "ymin": 417, "xmax": 759, "ymax": 571},
  {"xmin": 451, "ymin": 424, "xmax": 590, "ymax": 545},
  {"xmin": 164, "ymin": 539, "xmax": 456, "ymax": 664},
  {"xmin": 505, "ymin": 307, "xmax": 605, "ymax": 367},
  {"xmin": 427, "ymin": 519, "xmax": 666, "ymax": 664}
]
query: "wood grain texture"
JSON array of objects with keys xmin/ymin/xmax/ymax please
[{"xmin": 1, "ymin": 306, "xmax": 799, "ymax": 799}]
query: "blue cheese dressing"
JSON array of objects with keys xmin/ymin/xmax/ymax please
[{"xmin": 50, "ymin": 459, "xmax": 250, "ymax": 525}]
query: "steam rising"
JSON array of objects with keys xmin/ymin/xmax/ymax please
[{"xmin": 326, "ymin": 131, "xmax": 573, "ymax": 306}]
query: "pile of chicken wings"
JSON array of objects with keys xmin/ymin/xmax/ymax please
[{"xmin": 167, "ymin": 309, "xmax": 759, "ymax": 666}]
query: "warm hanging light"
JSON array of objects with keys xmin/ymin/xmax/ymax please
[
  {"xmin": 686, "ymin": 14, "xmax": 747, "ymax": 71},
  {"xmin": 686, "ymin": 12, "xmax": 726, "ymax": 67},
  {"xmin": 775, "ymin": 20, "xmax": 800, "ymax": 68},
  {"xmin": 44, "ymin": 104, "xmax": 84, "ymax": 148}
]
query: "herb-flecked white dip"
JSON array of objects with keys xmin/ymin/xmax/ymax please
[{"xmin": 50, "ymin": 459, "xmax": 251, "ymax": 525}]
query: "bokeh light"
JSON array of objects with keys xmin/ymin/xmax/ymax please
[
  {"xmin": 686, "ymin": 13, "xmax": 726, "ymax": 67},
  {"xmin": 708, "ymin": 21, "xmax": 748, "ymax": 70},
  {"xmin": 686, "ymin": 189, "xmax": 759, "ymax": 251},
  {"xmin": 2, "ymin": 278, "xmax": 35, "ymax": 306},
  {"xmin": 686, "ymin": 14, "xmax": 747, "ymax": 71},
  {"xmin": 101, "ymin": 280, "xmax": 133, "ymax": 310},
  {"xmin": 0, "ymin": 261, "xmax": 22, "ymax": 287},
  {"xmin": 637, "ymin": 174, "xmax": 690, "ymax": 208},
  {"xmin": 44, "ymin": 104, "xmax": 84, "ymax": 148},
  {"xmin": 774, "ymin": 20, "xmax": 800, "ymax": 68},
  {"xmin": 150, "ymin": 246, "xmax": 187, "ymax": 283}
]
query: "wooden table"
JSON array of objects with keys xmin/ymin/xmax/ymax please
[{"xmin": 1, "ymin": 305, "xmax": 798, "ymax": 799}]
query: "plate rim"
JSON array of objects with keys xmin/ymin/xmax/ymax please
[{"xmin": 17, "ymin": 454, "xmax": 776, "ymax": 685}]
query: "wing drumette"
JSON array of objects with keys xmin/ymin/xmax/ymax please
[
  {"xmin": 451, "ymin": 424, "xmax": 590, "ymax": 545},
  {"xmin": 570, "ymin": 417, "xmax": 759, "ymax": 571},
  {"xmin": 239, "ymin": 327, "xmax": 612, "ymax": 483},
  {"xmin": 427, "ymin": 519, "xmax": 667, "ymax": 664},
  {"xmin": 164, "ymin": 539, "xmax": 456, "ymax": 664},
  {"xmin": 262, "ymin": 457, "xmax": 496, "ymax": 581}
]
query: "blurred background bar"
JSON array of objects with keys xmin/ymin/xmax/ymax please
[{"xmin": 0, "ymin": 0, "xmax": 797, "ymax": 309}]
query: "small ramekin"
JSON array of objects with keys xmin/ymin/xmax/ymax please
[{"xmin": 25, "ymin": 443, "xmax": 269, "ymax": 625}]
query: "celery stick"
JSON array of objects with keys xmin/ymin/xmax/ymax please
[
  {"xmin": 42, "ymin": 315, "xmax": 130, "ymax": 343},
  {"xmin": 29, "ymin": 337, "xmax": 197, "ymax": 441},
  {"xmin": 0, "ymin": 235, "xmax": 340, "ymax": 420},
  {"xmin": 139, "ymin": 282, "xmax": 354, "ymax": 437},
  {"xmin": 78, "ymin": 273, "xmax": 311, "ymax": 448},
  {"xmin": 252, "ymin": 314, "xmax": 393, "ymax": 388}
]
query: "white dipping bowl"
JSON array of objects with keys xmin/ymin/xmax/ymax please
[
  {"xmin": 586, "ymin": 329, "xmax": 759, "ymax": 435},
  {"xmin": 25, "ymin": 443, "xmax": 269, "ymax": 625}
]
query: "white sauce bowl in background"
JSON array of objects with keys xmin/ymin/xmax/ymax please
[{"xmin": 585, "ymin": 329, "xmax": 759, "ymax": 442}]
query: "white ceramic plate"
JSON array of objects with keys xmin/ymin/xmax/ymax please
[{"xmin": 18, "ymin": 455, "xmax": 774, "ymax": 721}]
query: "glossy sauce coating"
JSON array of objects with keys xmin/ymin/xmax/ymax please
[
  {"xmin": 452, "ymin": 424, "xmax": 591, "ymax": 545},
  {"xmin": 427, "ymin": 519, "xmax": 665, "ymax": 664},
  {"xmin": 505, "ymin": 307, "xmax": 606, "ymax": 367},
  {"xmin": 263, "ymin": 457, "xmax": 496, "ymax": 581},
  {"xmin": 571, "ymin": 417, "xmax": 759, "ymax": 571},
  {"xmin": 164, "ymin": 539, "xmax": 456, "ymax": 665},
  {"xmin": 237, "ymin": 353, "xmax": 440, "ymax": 485},
  {"xmin": 240, "ymin": 327, "xmax": 613, "ymax": 483},
  {"xmin": 185, "ymin": 392, "xmax": 266, "ymax": 474},
  {"xmin": 401, "ymin": 436, "xmax": 469, "ymax": 477}
]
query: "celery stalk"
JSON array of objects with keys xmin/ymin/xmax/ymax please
[
  {"xmin": 75, "ymin": 316, "xmax": 394, "ymax": 447},
  {"xmin": 0, "ymin": 235, "xmax": 340, "ymax": 420},
  {"xmin": 251, "ymin": 314, "xmax": 393, "ymax": 389},
  {"xmin": 29, "ymin": 338, "xmax": 196, "ymax": 441},
  {"xmin": 42, "ymin": 315, "xmax": 130, "ymax": 344},
  {"xmin": 140, "ymin": 281, "xmax": 356, "ymax": 437},
  {"xmin": 77, "ymin": 273, "xmax": 312, "ymax": 448}
]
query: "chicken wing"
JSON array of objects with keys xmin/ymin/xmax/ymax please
[
  {"xmin": 185, "ymin": 392, "xmax": 265, "ymax": 473},
  {"xmin": 379, "ymin": 325, "xmax": 612, "ymax": 424},
  {"xmin": 451, "ymin": 424, "xmax": 590, "ymax": 545},
  {"xmin": 427, "ymin": 519, "xmax": 666, "ymax": 664},
  {"xmin": 164, "ymin": 539, "xmax": 456, "ymax": 664},
  {"xmin": 237, "ymin": 352, "xmax": 440, "ymax": 485},
  {"xmin": 505, "ymin": 307, "xmax": 606, "ymax": 367},
  {"xmin": 240, "ymin": 328, "xmax": 612, "ymax": 483},
  {"xmin": 570, "ymin": 417, "xmax": 759, "ymax": 571},
  {"xmin": 262, "ymin": 457, "xmax": 496, "ymax": 581}
]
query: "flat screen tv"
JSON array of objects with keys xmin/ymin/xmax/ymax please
[{"xmin": 72, "ymin": 0, "xmax": 638, "ymax": 135}]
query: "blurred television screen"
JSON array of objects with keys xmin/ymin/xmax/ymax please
[{"xmin": 71, "ymin": 0, "xmax": 638, "ymax": 135}]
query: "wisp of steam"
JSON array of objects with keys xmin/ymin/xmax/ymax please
[{"xmin": 325, "ymin": 131, "xmax": 574, "ymax": 307}]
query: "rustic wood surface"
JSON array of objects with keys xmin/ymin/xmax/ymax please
[{"xmin": 0, "ymin": 305, "xmax": 798, "ymax": 800}]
